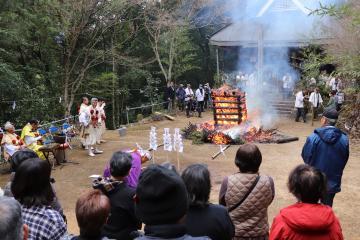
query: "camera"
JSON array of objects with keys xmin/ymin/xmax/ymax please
[{"xmin": 92, "ymin": 177, "xmax": 121, "ymax": 193}]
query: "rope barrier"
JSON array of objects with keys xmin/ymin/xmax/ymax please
[
  {"xmin": 125, "ymin": 101, "xmax": 168, "ymax": 125},
  {"xmin": 9, "ymin": 115, "xmax": 78, "ymax": 133},
  {"xmin": 126, "ymin": 101, "xmax": 167, "ymax": 111},
  {"xmin": 0, "ymin": 92, "xmax": 100, "ymax": 104}
]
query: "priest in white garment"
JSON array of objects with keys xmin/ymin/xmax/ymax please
[
  {"xmin": 85, "ymin": 98, "xmax": 103, "ymax": 157},
  {"xmin": 309, "ymin": 88, "xmax": 323, "ymax": 120},
  {"xmin": 295, "ymin": 89, "xmax": 307, "ymax": 123}
]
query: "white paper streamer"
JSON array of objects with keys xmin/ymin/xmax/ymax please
[
  {"xmin": 12, "ymin": 101, "xmax": 16, "ymax": 110},
  {"xmin": 163, "ymin": 128, "xmax": 172, "ymax": 152},
  {"xmin": 149, "ymin": 126, "xmax": 158, "ymax": 150},
  {"xmin": 173, "ymin": 128, "xmax": 183, "ymax": 153}
]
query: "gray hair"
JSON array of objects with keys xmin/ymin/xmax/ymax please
[
  {"xmin": 4, "ymin": 122, "xmax": 14, "ymax": 131},
  {"xmin": 91, "ymin": 98, "xmax": 98, "ymax": 103},
  {"xmin": 0, "ymin": 197, "xmax": 23, "ymax": 240}
]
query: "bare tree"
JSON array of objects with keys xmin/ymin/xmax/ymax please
[{"xmin": 142, "ymin": 0, "xmax": 224, "ymax": 84}]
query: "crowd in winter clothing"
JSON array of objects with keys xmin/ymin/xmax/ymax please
[
  {"xmin": 165, "ymin": 82, "xmax": 211, "ymax": 118},
  {"xmin": 0, "ymin": 108, "xmax": 349, "ymax": 240}
]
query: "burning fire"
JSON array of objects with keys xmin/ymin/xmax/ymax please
[
  {"xmin": 190, "ymin": 84, "xmax": 275, "ymax": 145},
  {"xmin": 244, "ymin": 127, "xmax": 275, "ymax": 143},
  {"xmin": 212, "ymin": 84, "xmax": 247, "ymax": 127},
  {"xmin": 209, "ymin": 132, "xmax": 231, "ymax": 145}
]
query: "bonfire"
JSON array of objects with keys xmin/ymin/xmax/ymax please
[{"xmin": 182, "ymin": 84, "xmax": 298, "ymax": 145}]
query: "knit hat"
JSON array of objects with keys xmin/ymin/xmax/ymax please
[{"xmin": 135, "ymin": 165, "xmax": 188, "ymax": 225}]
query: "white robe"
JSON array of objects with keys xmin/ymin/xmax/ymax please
[
  {"xmin": 295, "ymin": 91, "xmax": 304, "ymax": 108},
  {"xmin": 98, "ymin": 103, "xmax": 106, "ymax": 137},
  {"xmin": 309, "ymin": 92, "xmax": 323, "ymax": 108},
  {"xmin": 85, "ymin": 106, "xmax": 102, "ymax": 146}
]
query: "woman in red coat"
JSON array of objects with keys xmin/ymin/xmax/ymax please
[{"xmin": 270, "ymin": 164, "xmax": 343, "ymax": 240}]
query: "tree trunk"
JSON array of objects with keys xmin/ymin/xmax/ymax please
[
  {"xmin": 111, "ymin": 35, "xmax": 116, "ymax": 129},
  {"xmin": 63, "ymin": 59, "xmax": 71, "ymax": 117}
]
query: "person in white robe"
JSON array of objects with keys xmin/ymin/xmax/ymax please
[
  {"xmin": 309, "ymin": 88, "xmax": 323, "ymax": 120},
  {"xmin": 295, "ymin": 90, "xmax": 307, "ymax": 123},
  {"xmin": 282, "ymin": 73, "xmax": 292, "ymax": 99},
  {"xmin": 195, "ymin": 84, "xmax": 205, "ymax": 118},
  {"xmin": 85, "ymin": 98, "xmax": 103, "ymax": 157},
  {"xmin": 185, "ymin": 84, "xmax": 194, "ymax": 118},
  {"xmin": 97, "ymin": 99, "xmax": 106, "ymax": 144}
]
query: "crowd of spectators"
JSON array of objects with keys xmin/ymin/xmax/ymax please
[{"xmin": 0, "ymin": 108, "xmax": 348, "ymax": 240}]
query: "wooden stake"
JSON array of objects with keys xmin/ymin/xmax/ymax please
[
  {"xmin": 212, "ymin": 145, "xmax": 231, "ymax": 160},
  {"xmin": 311, "ymin": 106, "xmax": 314, "ymax": 126},
  {"xmin": 177, "ymin": 151, "xmax": 180, "ymax": 172}
]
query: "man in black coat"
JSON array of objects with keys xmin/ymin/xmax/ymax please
[{"xmin": 164, "ymin": 82, "xmax": 175, "ymax": 112}]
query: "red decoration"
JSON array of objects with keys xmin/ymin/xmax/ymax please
[
  {"xmin": 19, "ymin": 140, "xmax": 24, "ymax": 145},
  {"xmin": 16, "ymin": 135, "xmax": 20, "ymax": 140},
  {"xmin": 12, "ymin": 139, "xmax": 17, "ymax": 144},
  {"xmin": 90, "ymin": 110, "xmax": 94, "ymax": 114},
  {"xmin": 96, "ymin": 110, "xmax": 99, "ymax": 115}
]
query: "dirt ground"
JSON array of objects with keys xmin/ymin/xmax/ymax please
[{"xmin": 1, "ymin": 112, "xmax": 360, "ymax": 239}]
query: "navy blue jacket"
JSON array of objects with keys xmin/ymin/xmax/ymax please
[
  {"xmin": 176, "ymin": 87, "xmax": 186, "ymax": 100},
  {"xmin": 302, "ymin": 126, "xmax": 349, "ymax": 193}
]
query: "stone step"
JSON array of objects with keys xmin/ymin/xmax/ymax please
[
  {"xmin": 277, "ymin": 111, "xmax": 293, "ymax": 116},
  {"xmin": 270, "ymin": 101, "xmax": 294, "ymax": 105}
]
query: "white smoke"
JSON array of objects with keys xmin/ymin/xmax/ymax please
[{"xmin": 221, "ymin": 0, "xmax": 341, "ymax": 128}]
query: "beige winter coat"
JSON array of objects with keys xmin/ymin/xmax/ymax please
[{"xmin": 225, "ymin": 173, "xmax": 274, "ymax": 239}]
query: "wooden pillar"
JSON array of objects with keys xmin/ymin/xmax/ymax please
[{"xmin": 216, "ymin": 47, "xmax": 220, "ymax": 78}]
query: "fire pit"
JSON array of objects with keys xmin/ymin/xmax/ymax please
[
  {"xmin": 211, "ymin": 84, "xmax": 247, "ymax": 126},
  {"xmin": 182, "ymin": 85, "xmax": 299, "ymax": 147}
]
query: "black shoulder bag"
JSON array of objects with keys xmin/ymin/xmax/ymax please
[{"xmin": 228, "ymin": 175, "xmax": 261, "ymax": 212}]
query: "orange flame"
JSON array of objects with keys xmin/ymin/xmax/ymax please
[
  {"xmin": 212, "ymin": 85, "xmax": 247, "ymax": 126},
  {"xmin": 210, "ymin": 132, "xmax": 231, "ymax": 145}
]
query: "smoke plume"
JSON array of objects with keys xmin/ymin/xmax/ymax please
[{"xmin": 221, "ymin": 0, "xmax": 341, "ymax": 128}]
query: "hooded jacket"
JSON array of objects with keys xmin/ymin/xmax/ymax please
[
  {"xmin": 301, "ymin": 126, "xmax": 349, "ymax": 193},
  {"xmin": 269, "ymin": 203, "xmax": 343, "ymax": 240}
]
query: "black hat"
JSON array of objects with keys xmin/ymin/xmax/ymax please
[
  {"xmin": 323, "ymin": 109, "xmax": 339, "ymax": 121},
  {"xmin": 135, "ymin": 165, "xmax": 188, "ymax": 225}
]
